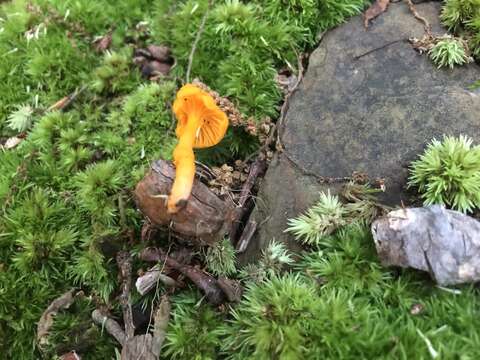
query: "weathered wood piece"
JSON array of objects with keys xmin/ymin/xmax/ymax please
[
  {"xmin": 135, "ymin": 265, "xmax": 177, "ymax": 296},
  {"xmin": 92, "ymin": 310, "xmax": 126, "ymax": 345},
  {"xmin": 140, "ymin": 247, "xmax": 226, "ymax": 306},
  {"xmin": 117, "ymin": 251, "xmax": 135, "ymax": 339},
  {"xmin": 92, "ymin": 299, "xmax": 170, "ymax": 360},
  {"xmin": 229, "ymin": 158, "xmax": 267, "ymax": 243},
  {"xmin": 372, "ymin": 205, "xmax": 480, "ymax": 285},
  {"xmin": 134, "ymin": 160, "xmax": 235, "ymax": 245},
  {"xmin": 37, "ymin": 289, "xmax": 77, "ymax": 347},
  {"xmin": 92, "ymin": 258, "xmax": 171, "ymax": 360}
]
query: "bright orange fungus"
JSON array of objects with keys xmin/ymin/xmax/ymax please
[{"xmin": 168, "ymin": 84, "xmax": 229, "ymax": 213}]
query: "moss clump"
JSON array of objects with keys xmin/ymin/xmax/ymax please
[
  {"xmin": 286, "ymin": 184, "xmax": 384, "ymax": 246},
  {"xmin": 0, "ymin": 0, "xmax": 371, "ymax": 358},
  {"xmin": 286, "ymin": 191, "xmax": 348, "ymax": 245},
  {"xmin": 429, "ymin": 37, "xmax": 471, "ymax": 68},
  {"xmin": 217, "ymin": 225, "xmax": 480, "ymax": 359},
  {"xmin": 204, "ymin": 238, "xmax": 237, "ymax": 277},
  {"xmin": 221, "ymin": 273, "xmax": 322, "ymax": 359},
  {"xmin": 441, "ymin": 0, "xmax": 480, "ymax": 60},
  {"xmin": 162, "ymin": 290, "xmax": 224, "ymax": 359},
  {"xmin": 409, "ymin": 135, "xmax": 480, "ymax": 213}
]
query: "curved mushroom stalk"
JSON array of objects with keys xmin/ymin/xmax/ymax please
[
  {"xmin": 167, "ymin": 84, "xmax": 229, "ymax": 214},
  {"xmin": 167, "ymin": 115, "xmax": 200, "ymax": 213}
]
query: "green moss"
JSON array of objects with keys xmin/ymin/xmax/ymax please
[
  {"xmin": 204, "ymin": 238, "xmax": 237, "ymax": 277},
  {"xmin": 162, "ymin": 290, "xmax": 224, "ymax": 359},
  {"xmin": 441, "ymin": 0, "xmax": 480, "ymax": 60},
  {"xmin": 408, "ymin": 135, "xmax": 480, "ymax": 213},
  {"xmin": 151, "ymin": 0, "xmax": 368, "ymax": 120},
  {"xmin": 221, "ymin": 273, "xmax": 322, "ymax": 359},
  {"xmin": 0, "ymin": 0, "xmax": 373, "ymax": 358},
  {"xmin": 429, "ymin": 37, "xmax": 471, "ymax": 68},
  {"xmin": 220, "ymin": 224, "xmax": 480, "ymax": 359}
]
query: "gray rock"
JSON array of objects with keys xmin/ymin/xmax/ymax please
[
  {"xmin": 372, "ymin": 206, "xmax": 480, "ymax": 285},
  {"xmin": 240, "ymin": 2, "xmax": 480, "ymax": 262}
]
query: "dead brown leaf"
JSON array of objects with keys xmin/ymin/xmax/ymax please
[
  {"xmin": 364, "ymin": 0, "xmax": 390, "ymax": 29},
  {"xmin": 47, "ymin": 86, "xmax": 86, "ymax": 112},
  {"xmin": 146, "ymin": 45, "xmax": 172, "ymax": 63},
  {"xmin": 93, "ymin": 31, "xmax": 113, "ymax": 52},
  {"xmin": 37, "ymin": 289, "xmax": 77, "ymax": 347}
]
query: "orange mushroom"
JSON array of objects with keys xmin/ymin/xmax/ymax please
[{"xmin": 167, "ymin": 84, "xmax": 229, "ymax": 213}]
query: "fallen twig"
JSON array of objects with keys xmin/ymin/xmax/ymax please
[
  {"xmin": 405, "ymin": 0, "xmax": 432, "ymax": 36},
  {"xmin": 47, "ymin": 86, "xmax": 87, "ymax": 112},
  {"xmin": 140, "ymin": 247, "xmax": 226, "ymax": 306},
  {"xmin": 92, "ymin": 254, "xmax": 172, "ymax": 360},
  {"xmin": 235, "ymin": 219, "xmax": 257, "ymax": 253},
  {"xmin": 229, "ymin": 158, "xmax": 267, "ymax": 242},
  {"xmin": 217, "ymin": 277, "xmax": 243, "ymax": 303},
  {"xmin": 354, "ymin": 39, "xmax": 407, "ymax": 60},
  {"xmin": 92, "ymin": 309, "xmax": 127, "ymax": 345},
  {"xmin": 135, "ymin": 264, "xmax": 177, "ymax": 296},
  {"xmin": 37, "ymin": 289, "xmax": 78, "ymax": 348},
  {"xmin": 117, "ymin": 251, "xmax": 135, "ymax": 339},
  {"xmin": 186, "ymin": 0, "xmax": 213, "ymax": 83},
  {"xmin": 151, "ymin": 296, "xmax": 171, "ymax": 357}
]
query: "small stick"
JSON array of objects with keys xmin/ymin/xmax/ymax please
[
  {"xmin": 135, "ymin": 265, "xmax": 177, "ymax": 296},
  {"xmin": 186, "ymin": 0, "xmax": 213, "ymax": 83},
  {"xmin": 236, "ymin": 219, "xmax": 257, "ymax": 253},
  {"xmin": 229, "ymin": 158, "xmax": 267, "ymax": 242},
  {"xmin": 152, "ymin": 296, "xmax": 171, "ymax": 357},
  {"xmin": 117, "ymin": 251, "xmax": 135, "ymax": 339},
  {"xmin": 37, "ymin": 289, "xmax": 77, "ymax": 347},
  {"xmin": 140, "ymin": 247, "xmax": 225, "ymax": 306},
  {"xmin": 405, "ymin": 0, "xmax": 432, "ymax": 36},
  {"xmin": 92, "ymin": 310, "xmax": 126, "ymax": 345},
  {"xmin": 47, "ymin": 85, "xmax": 87, "ymax": 112},
  {"xmin": 353, "ymin": 38, "xmax": 406, "ymax": 60}
]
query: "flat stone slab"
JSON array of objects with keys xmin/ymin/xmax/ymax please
[{"xmin": 241, "ymin": 2, "xmax": 480, "ymax": 261}]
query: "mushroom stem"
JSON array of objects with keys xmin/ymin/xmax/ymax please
[{"xmin": 167, "ymin": 114, "xmax": 201, "ymax": 213}]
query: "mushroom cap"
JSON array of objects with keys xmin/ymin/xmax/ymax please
[{"xmin": 172, "ymin": 84, "xmax": 229, "ymax": 149}]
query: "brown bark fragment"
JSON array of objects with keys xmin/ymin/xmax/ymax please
[{"xmin": 134, "ymin": 160, "xmax": 235, "ymax": 245}]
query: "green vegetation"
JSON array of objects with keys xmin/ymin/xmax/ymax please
[
  {"xmin": 285, "ymin": 184, "xmax": 383, "ymax": 246},
  {"xmin": 238, "ymin": 240, "xmax": 295, "ymax": 283},
  {"xmin": 0, "ymin": 0, "xmax": 370, "ymax": 358},
  {"xmin": 163, "ymin": 224, "xmax": 480, "ymax": 359},
  {"xmin": 441, "ymin": 0, "xmax": 480, "ymax": 60},
  {"xmin": 162, "ymin": 291, "xmax": 224, "ymax": 360},
  {"xmin": 428, "ymin": 37, "xmax": 471, "ymax": 68},
  {"xmin": 204, "ymin": 238, "xmax": 237, "ymax": 276},
  {"xmin": 409, "ymin": 135, "xmax": 480, "ymax": 213},
  {"xmin": 2, "ymin": 0, "xmax": 478, "ymax": 359},
  {"xmin": 286, "ymin": 191, "xmax": 348, "ymax": 245}
]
